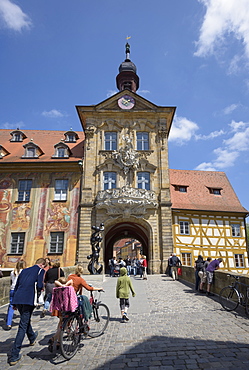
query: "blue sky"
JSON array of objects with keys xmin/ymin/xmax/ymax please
[{"xmin": 0, "ymin": 0, "xmax": 249, "ymax": 215}]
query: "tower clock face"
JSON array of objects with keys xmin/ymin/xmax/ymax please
[{"xmin": 118, "ymin": 95, "xmax": 135, "ymax": 110}]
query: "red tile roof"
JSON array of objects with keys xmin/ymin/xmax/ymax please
[
  {"xmin": 0, "ymin": 129, "xmax": 84, "ymax": 163},
  {"xmin": 169, "ymin": 169, "xmax": 248, "ymax": 214}
]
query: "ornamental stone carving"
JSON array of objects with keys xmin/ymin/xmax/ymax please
[
  {"xmin": 112, "ymin": 135, "xmax": 140, "ymax": 175},
  {"xmin": 95, "ymin": 185, "xmax": 158, "ymax": 216}
]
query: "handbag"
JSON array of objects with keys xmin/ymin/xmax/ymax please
[{"xmin": 177, "ymin": 267, "xmax": 182, "ymax": 276}]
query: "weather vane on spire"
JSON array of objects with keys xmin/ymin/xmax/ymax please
[{"xmin": 125, "ymin": 37, "xmax": 131, "ymax": 60}]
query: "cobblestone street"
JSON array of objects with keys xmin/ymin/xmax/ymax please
[{"xmin": 1, "ymin": 275, "xmax": 249, "ymax": 369}]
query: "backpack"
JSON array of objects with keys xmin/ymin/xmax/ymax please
[
  {"xmin": 196, "ymin": 260, "xmax": 204, "ymax": 271},
  {"xmin": 170, "ymin": 256, "xmax": 179, "ymax": 267}
]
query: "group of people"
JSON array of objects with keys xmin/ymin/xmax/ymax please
[
  {"xmin": 109, "ymin": 255, "xmax": 147, "ymax": 279},
  {"xmin": 5, "ymin": 258, "xmax": 103, "ymax": 366},
  {"xmin": 194, "ymin": 255, "xmax": 223, "ymax": 296}
]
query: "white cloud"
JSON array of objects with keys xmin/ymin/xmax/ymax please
[
  {"xmin": 195, "ymin": 0, "xmax": 249, "ymax": 62},
  {"xmin": 195, "ymin": 119, "xmax": 249, "ymax": 171},
  {"xmin": 0, "ymin": 0, "xmax": 32, "ymax": 32},
  {"xmin": 224, "ymin": 126, "xmax": 249, "ymax": 151},
  {"xmin": 195, "ymin": 129, "xmax": 225, "ymax": 140},
  {"xmin": 0, "ymin": 120, "xmax": 24, "ymax": 129},
  {"xmin": 169, "ymin": 115, "xmax": 199, "ymax": 144},
  {"xmin": 42, "ymin": 109, "xmax": 64, "ymax": 118},
  {"xmin": 229, "ymin": 119, "xmax": 247, "ymax": 131},
  {"xmin": 106, "ymin": 90, "xmax": 117, "ymax": 98},
  {"xmin": 223, "ymin": 103, "xmax": 240, "ymax": 115}
]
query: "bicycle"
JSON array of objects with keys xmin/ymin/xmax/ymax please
[
  {"xmin": 60, "ymin": 289, "xmax": 110, "ymax": 359},
  {"xmin": 219, "ymin": 274, "xmax": 249, "ymax": 315}
]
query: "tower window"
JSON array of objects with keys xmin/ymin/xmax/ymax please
[
  {"xmin": 104, "ymin": 132, "xmax": 117, "ymax": 151},
  {"xmin": 136, "ymin": 132, "xmax": 149, "ymax": 150},
  {"xmin": 18, "ymin": 180, "xmax": 32, "ymax": 202},
  {"xmin": 103, "ymin": 172, "xmax": 116, "ymax": 190},
  {"xmin": 137, "ymin": 172, "xmax": 150, "ymax": 190}
]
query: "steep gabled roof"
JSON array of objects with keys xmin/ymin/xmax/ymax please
[
  {"xmin": 169, "ymin": 169, "xmax": 248, "ymax": 214},
  {"xmin": 0, "ymin": 129, "xmax": 84, "ymax": 163}
]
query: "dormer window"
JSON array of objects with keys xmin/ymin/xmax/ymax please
[
  {"xmin": 53, "ymin": 142, "xmax": 70, "ymax": 158},
  {"xmin": 208, "ymin": 187, "xmax": 222, "ymax": 195},
  {"xmin": 64, "ymin": 131, "xmax": 79, "ymax": 143},
  {"xmin": 22, "ymin": 141, "xmax": 42, "ymax": 158},
  {"xmin": 10, "ymin": 130, "xmax": 27, "ymax": 142},
  {"xmin": 0, "ymin": 145, "xmax": 9, "ymax": 159},
  {"xmin": 173, "ymin": 185, "xmax": 188, "ymax": 193}
]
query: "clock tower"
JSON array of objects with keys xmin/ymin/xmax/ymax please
[{"xmin": 76, "ymin": 44, "xmax": 176, "ymax": 274}]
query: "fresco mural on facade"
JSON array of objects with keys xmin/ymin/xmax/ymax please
[
  {"xmin": 11, "ymin": 203, "xmax": 31, "ymax": 230},
  {"xmin": 45, "ymin": 201, "xmax": 70, "ymax": 231}
]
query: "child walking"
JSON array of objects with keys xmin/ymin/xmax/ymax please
[{"xmin": 116, "ymin": 267, "xmax": 135, "ymax": 323}]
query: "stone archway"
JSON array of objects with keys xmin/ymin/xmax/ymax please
[{"xmin": 104, "ymin": 221, "xmax": 149, "ymax": 273}]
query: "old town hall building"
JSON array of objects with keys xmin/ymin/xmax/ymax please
[{"xmin": 0, "ymin": 44, "xmax": 248, "ymax": 274}]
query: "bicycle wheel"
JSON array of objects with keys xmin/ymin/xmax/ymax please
[
  {"xmin": 219, "ymin": 286, "xmax": 240, "ymax": 311},
  {"xmin": 88, "ymin": 303, "xmax": 110, "ymax": 338},
  {"xmin": 60, "ymin": 315, "xmax": 81, "ymax": 359}
]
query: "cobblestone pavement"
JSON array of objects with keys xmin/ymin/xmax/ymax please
[{"xmin": 1, "ymin": 275, "xmax": 249, "ymax": 369}]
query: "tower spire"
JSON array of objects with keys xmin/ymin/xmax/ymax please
[{"xmin": 116, "ymin": 43, "xmax": 139, "ymax": 93}]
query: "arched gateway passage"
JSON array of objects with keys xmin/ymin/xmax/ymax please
[{"xmin": 104, "ymin": 222, "xmax": 149, "ymax": 273}]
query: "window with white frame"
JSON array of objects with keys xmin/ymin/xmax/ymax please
[
  {"xmin": 54, "ymin": 179, "xmax": 68, "ymax": 201},
  {"xmin": 10, "ymin": 232, "xmax": 25, "ymax": 254},
  {"xmin": 103, "ymin": 172, "xmax": 116, "ymax": 190},
  {"xmin": 13, "ymin": 133, "xmax": 22, "ymax": 142},
  {"xmin": 136, "ymin": 132, "xmax": 149, "ymax": 150},
  {"xmin": 179, "ymin": 221, "xmax": 190, "ymax": 235},
  {"xmin": 57, "ymin": 147, "xmax": 66, "ymax": 157},
  {"xmin": 104, "ymin": 132, "xmax": 117, "ymax": 150},
  {"xmin": 26, "ymin": 147, "xmax": 36, "ymax": 157},
  {"xmin": 18, "ymin": 180, "xmax": 32, "ymax": 202},
  {"xmin": 49, "ymin": 232, "xmax": 64, "ymax": 254},
  {"xmin": 231, "ymin": 224, "xmax": 241, "ymax": 237},
  {"xmin": 234, "ymin": 254, "xmax": 245, "ymax": 268},
  {"xmin": 181, "ymin": 253, "xmax": 191, "ymax": 266},
  {"xmin": 137, "ymin": 172, "xmax": 150, "ymax": 190}
]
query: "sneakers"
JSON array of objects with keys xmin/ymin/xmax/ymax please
[
  {"xmin": 9, "ymin": 355, "xmax": 22, "ymax": 366},
  {"xmin": 29, "ymin": 331, "xmax": 38, "ymax": 346},
  {"xmin": 122, "ymin": 313, "xmax": 129, "ymax": 321}
]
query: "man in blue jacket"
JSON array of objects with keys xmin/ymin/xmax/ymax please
[{"xmin": 8, "ymin": 258, "xmax": 46, "ymax": 366}]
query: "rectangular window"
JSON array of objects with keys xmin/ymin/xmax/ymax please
[
  {"xmin": 181, "ymin": 253, "xmax": 191, "ymax": 266},
  {"xmin": 10, "ymin": 232, "xmax": 25, "ymax": 254},
  {"xmin": 103, "ymin": 172, "xmax": 116, "ymax": 190},
  {"xmin": 231, "ymin": 224, "xmax": 240, "ymax": 237},
  {"xmin": 180, "ymin": 221, "xmax": 189, "ymax": 235},
  {"xmin": 234, "ymin": 254, "xmax": 245, "ymax": 268},
  {"xmin": 54, "ymin": 179, "xmax": 68, "ymax": 201},
  {"xmin": 49, "ymin": 232, "xmax": 64, "ymax": 254},
  {"xmin": 18, "ymin": 180, "xmax": 32, "ymax": 202},
  {"xmin": 26, "ymin": 147, "xmax": 36, "ymax": 157},
  {"xmin": 104, "ymin": 132, "xmax": 117, "ymax": 150},
  {"xmin": 136, "ymin": 132, "xmax": 149, "ymax": 150},
  {"xmin": 137, "ymin": 172, "xmax": 150, "ymax": 190}
]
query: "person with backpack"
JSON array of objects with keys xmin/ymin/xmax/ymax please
[
  {"xmin": 199, "ymin": 257, "xmax": 212, "ymax": 293},
  {"xmin": 194, "ymin": 255, "xmax": 204, "ymax": 291},
  {"xmin": 169, "ymin": 254, "xmax": 181, "ymax": 281}
]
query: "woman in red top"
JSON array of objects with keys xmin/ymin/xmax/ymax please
[{"xmin": 141, "ymin": 255, "xmax": 148, "ymax": 280}]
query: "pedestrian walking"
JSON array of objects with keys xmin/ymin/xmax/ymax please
[
  {"xmin": 194, "ymin": 255, "xmax": 204, "ymax": 291},
  {"xmin": 8, "ymin": 257, "xmax": 46, "ymax": 366},
  {"xmin": 205, "ymin": 258, "xmax": 223, "ymax": 296},
  {"xmin": 40, "ymin": 261, "xmax": 65, "ymax": 318},
  {"xmin": 169, "ymin": 254, "xmax": 181, "ymax": 281},
  {"xmin": 125, "ymin": 255, "xmax": 132, "ymax": 276},
  {"xmin": 141, "ymin": 255, "xmax": 148, "ymax": 280},
  {"xmin": 116, "ymin": 267, "xmax": 136, "ymax": 323},
  {"xmin": 199, "ymin": 257, "xmax": 212, "ymax": 293},
  {"xmin": 5, "ymin": 260, "xmax": 26, "ymax": 330}
]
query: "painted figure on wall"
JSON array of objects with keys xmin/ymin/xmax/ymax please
[
  {"xmin": 11, "ymin": 203, "xmax": 31, "ymax": 230},
  {"xmin": 45, "ymin": 202, "xmax": 70, "ymax": 231}
]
